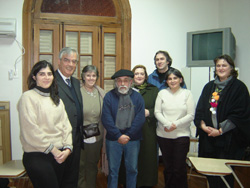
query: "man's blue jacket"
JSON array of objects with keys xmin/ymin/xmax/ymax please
[{"xmin": 101, "ymin": 89, "xmax": 145, "ymax": 141}]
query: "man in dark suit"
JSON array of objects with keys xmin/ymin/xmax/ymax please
[{"xmin": 55, "ymin": 47, "xmax": 83, "ymax": 188}]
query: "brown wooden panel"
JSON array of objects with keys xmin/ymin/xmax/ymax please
[
  {"xmin": 0, "ymin": 102, "xmax": 11, "ymax": 164},
  {"xmin": 23, "ymin": 0, "xmax": 131, "ymax": 92}
]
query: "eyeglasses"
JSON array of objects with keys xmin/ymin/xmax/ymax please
[
  {"xmin": 63, "ymin": 58, "xmax": 78, "ymax": 65},
  {"xmin": 116, "ymin": 78, "xmax": 131, "ymax": 84}
]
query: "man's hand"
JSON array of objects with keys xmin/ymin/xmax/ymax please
[{"xmin": 118, "ymin": 135, "xmax": 130, "ymax": 145}]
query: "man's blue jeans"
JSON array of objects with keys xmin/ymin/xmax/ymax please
[{"xmin": 106, "ymin": 139, "xmax": 140, "ymax": 188}]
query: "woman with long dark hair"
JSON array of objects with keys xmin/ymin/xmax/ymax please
[{"xmin": 17, "ymin": 60, "xmax": 72, "ymax": 188}]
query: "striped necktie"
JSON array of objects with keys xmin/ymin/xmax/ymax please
[{"xmin": 66, "ymin": 78, "xmax": 72, "ymax": 87}]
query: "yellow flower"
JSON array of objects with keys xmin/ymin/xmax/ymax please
[
  {"xmin": 214, "ymin": 95, "xmax": 220, "ymax": 101},
  {"xmin": 212, "ymin": 92, "xmax": 218, "ymax": 96}
]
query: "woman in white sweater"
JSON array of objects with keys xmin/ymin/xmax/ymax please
[
  {"xmin": 154, "ymin": 68, "xmax": 195, "ymax": 188},
  {"xmin": 17, "ymin": 60, "xmax": 73, "ymax": 188}
]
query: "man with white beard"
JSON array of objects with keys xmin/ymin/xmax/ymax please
[{"xmin": 101, "ymin": 69, "xmax": 145, "ymax": 188}]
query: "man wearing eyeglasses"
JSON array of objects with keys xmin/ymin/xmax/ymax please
[
  {"xmin": 55, "ymin": 47, "xmax": 83, "ymax": 188},
  {"xmin": 101, "ymin": 69, "xmax": 145, "ymax": 188}
]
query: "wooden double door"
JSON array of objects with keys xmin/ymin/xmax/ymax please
[{"xmin": 34, "ymin": 24, "xmax": 121, "ymax": 91}]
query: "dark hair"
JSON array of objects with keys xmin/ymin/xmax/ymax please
[
  {"xmin": 165, "ymin": 68, "xmax": 184, "ymax": 87},
  {"xmin": 81, "ymin": 65, "xmax": 99, "ymax": 83},
  {"xmin": 132, "ymin": 64, "xmax": 148, "ymax": 81},
  {"xmin": 154, "ymin": 50, "xmax": 172, "ymax": 67},
  {"xmin": 27, "ymin": 60, "xmax": 60, "ymax": 106},
  {"xmin": 213, "ymin": 54, "xmax": 238, "ymax": 78}
]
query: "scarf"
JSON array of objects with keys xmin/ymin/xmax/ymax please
[
  {"xmin": 214, "ymin": 76, "xmax": 232, "ymax": 90},
  {"xmin": 211, "ymin": 76, "xmax": 233, "ymax": 128},
  {"xmin": 115, "ymin": 88, "xmax": 135, "ymax": 130},
  {"xmin": 134, "ymin": 82, "xmax": 148, "ymax": 93},
  {"xmin": 34, "ymin": 86, "xmax": 50, "ymax": 97}
]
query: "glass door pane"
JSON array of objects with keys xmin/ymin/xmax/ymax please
[
  {"xmin": 104, "ymin": 56, "xmax": 116, "ymax": 77},
  {"xmin": 80, "ymin": 32, "xmax": 92, "ymax": 54},
  {"xmin": 65, "ymin": 31, "xmax": 79, "ymax": 78},
  {"xmin": 39, "ymin": 30, "xmax": 53, "ymax": 64},
  {"xmin": 34, "ymin": 24, "xmax": 60, "ymax": 69},
  {"xmin": 102, "ymin": 28, "xmax": 121, "ymax": 91},
  {"xmin": 64, "ymin": 26, "xmax": 99, "ymax": 80},
  {"xmin": 40, "ymin": 30, "xmax": 53, "ymax": 53},
  {"xmin": 104, "ymin": 33, "xmax": 116, "ymax": 54}
]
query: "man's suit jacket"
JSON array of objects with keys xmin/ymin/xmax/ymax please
[{"xmin": 55, "ymin": 70, "xmax": 83, "ymax": 146}]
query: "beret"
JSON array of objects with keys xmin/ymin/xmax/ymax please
[{"xmin": 111, "ymin": 69, "xmax": 134, "ymax": 79}]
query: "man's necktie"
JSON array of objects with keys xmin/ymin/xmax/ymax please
[{"xmin": 66, "ymin": 78, "xmax": 72, "ymax": 87}]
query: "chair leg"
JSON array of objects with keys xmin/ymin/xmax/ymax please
[{"xmin": 188, "ymin": 164, "xmax": 193, "ymax": 180}]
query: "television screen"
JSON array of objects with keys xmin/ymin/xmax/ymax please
[
  {"xmin": 186, "ymin": 27, "xmax": 236, "ymax": 67},
  {"xmin": 192, "ymin": 32, "xmax": 222, "ymax": 61}
]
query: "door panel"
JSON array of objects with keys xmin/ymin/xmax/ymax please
[
  {"xmin": 34, "ymin": 24, "xmax": 121, "ymax": 90},
  {"xmin": 34, "ymin": 24, "xmax": 60, "ymax": 69},
  {"xmin": 102, "ymin": 27, "xmax": 121, "ymax": 92}
]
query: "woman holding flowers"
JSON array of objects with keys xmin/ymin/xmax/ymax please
[{"xmin": 194, "ymin": 54, "xmax": 250, "ymax": 188}]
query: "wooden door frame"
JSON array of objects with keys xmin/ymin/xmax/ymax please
[{"xmin": 22, "ymin": 0, "xmax": 131, "ymax": 91}]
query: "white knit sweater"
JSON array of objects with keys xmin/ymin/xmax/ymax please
[
  {"xmin": 17, "ymin": 89, "xmax": 73, "ymax": 153},
  {"xmin": 154, "ymin": 87, "xmax": 195, "ymax": 139}
]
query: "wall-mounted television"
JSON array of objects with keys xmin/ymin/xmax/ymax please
[{"xmin": 186, "ymin": 27, "xmax": 236, "ymax": 67}]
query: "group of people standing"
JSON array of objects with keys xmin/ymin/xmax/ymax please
[{"xmin": 17, "ymin": 47, "xmax": 250, "ymax": 188}]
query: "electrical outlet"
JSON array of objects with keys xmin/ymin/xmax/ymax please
[
  {"xmin": 13, "ymin": 69, "xmax": 18, "ymax": 79},
  {"xmin": 8, "ymin": 70, "xmax": 14, "ymax": 80}
]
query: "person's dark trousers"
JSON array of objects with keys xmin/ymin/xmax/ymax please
[
  {"xmin": 157, "ymin": 136, "xmax": 189, "ymax": 188},
  {"xmin": 23, "ymin": 152, "xmax": 66, "ymax": 188},
  {"xmin": 0, "ymin": 178, "xmax": 9, "ymax": 188},
  {"xmin": 61, "ymin": 142, "xmax": 81, "ymax": 188}
]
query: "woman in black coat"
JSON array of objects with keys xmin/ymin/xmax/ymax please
[
  {"xmin": 194, "ymin": 54, "xmax": 250, "ymax": 188},
  {"xmin": 132, "ymin": 65, "xmax": 159, "ymax": 188}
]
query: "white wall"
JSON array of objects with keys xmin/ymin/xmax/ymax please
[
  {"xmin": 0, "ymin": 0, "xmax": 250, "ymax": 160},
  {"xmin": 130, "ymin": 0, "xmax": 219, "ymax": 74},
  {"xmin": 0, "ymin": 0, "xmax": 24, "ymax": 160},
  {"xmin": 219, "ymin": 0, "xmax": 250, "ymax": 89}
]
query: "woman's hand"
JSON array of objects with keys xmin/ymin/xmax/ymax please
[
  {"xmin": 145, "ymin": 109, "xmax": 150, "ymax": 117},
  {"xmin": 164, "ymin": 123, "xmax": 176, "ymax": 132},
  {"xmin": 207, "ymin": 127, "xmax": 221, "ymax": 137},
  {"xmin": 51, "ymin": 147, "xmax": 61, "ymax": 157},
  {"xmin": 51, "ymin": 146, "xmax": 70, "ymax": 164},
  {"xmin": 54, "ymin": 149, "xmax": 71, "ymax": 164},
  {"xmin": 201, "ymin": 120, "xmax": 222, "ymax": 137},
  {"xmin": 200, "ymin": 120, "xmax": 211, "ymax": 134}
]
